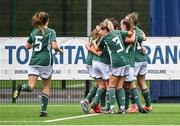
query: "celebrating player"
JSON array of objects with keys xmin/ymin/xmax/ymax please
[
  {"xmin": 13, "ymin": 11, "xmax": 62, "ymax": 117},
  {"xmin": 128, "ymin": 12, "xmax": 152, "ymax": 111}
]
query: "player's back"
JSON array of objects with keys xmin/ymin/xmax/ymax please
[
  {"xmin": 28, "ymin": 28, "xmax": 55, "ymax": 66},
  {"xmin": 103, "ymin": 30, "xmax": 129, "ymax": 67}
]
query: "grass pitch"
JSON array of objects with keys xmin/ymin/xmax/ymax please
[{"xmin": 0, "ymin": 103, "xmax": 180, "ymax": 125}]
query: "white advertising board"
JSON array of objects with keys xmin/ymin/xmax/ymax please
[{"xmin": 0, "ymin": 37, "xmax": 180, "ymax": 80}]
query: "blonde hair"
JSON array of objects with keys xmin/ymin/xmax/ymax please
[
  {"xmin": 90, "ymin": 27, "xmax": 101, "ymax": 44},
  {"xmin": 103, "ymin": 19, "xmax": 114, "ymax": 32},
  {"xmin": 98, "ymin": 19, "xmax": 114, "ymax": 33},
  {"xmin": 127, "ymin": 12, "xmax": 138, "ymax": 26}
]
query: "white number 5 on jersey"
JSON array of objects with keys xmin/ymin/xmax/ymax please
[{"xmin": 34, "ymin": 36, "xmax": 43, "ymax": 52}]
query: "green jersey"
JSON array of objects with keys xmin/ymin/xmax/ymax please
[
  {"xmin": 93, "ymin": 46, "xmax": 110, "ymax": 65},
  {"xmin": 86, "ymin": 37, "xmax": 94, "ymax": 66},
  {"xmin": 27, "ymin": 28, "xmax": 56, "ymax": 66},
  {"xmin": 98, "ymin": 30, "xmax": 129, "ymax": 68},
  {"xmin": 135, "ymin": 27, "xmax": 147, "ymax": 62},
  {"xmin": 124, "ymin": 42, "xmax": 135, "ymax": 67}
]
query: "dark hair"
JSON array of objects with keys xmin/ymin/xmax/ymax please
[
  {"xmin": 121, "ymin": 18, "xmax": 133, "ymax": 31},
  {"xmin": 32, "ymin": 12, "xmax": 49, "ymax": 28},
  {"xmin": 109, "ymin": 18, "xmax": 119, "ymax": 30}
]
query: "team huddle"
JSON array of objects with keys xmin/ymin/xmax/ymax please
[
  {"xmin": 12, "ymin": 11, "xmax": 151, "ymax": 117},
  {"xmin": 80, "ymin": 12, "xmax": 152, "ymax": 114}
]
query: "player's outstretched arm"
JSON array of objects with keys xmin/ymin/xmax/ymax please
[{"xmin": 51, "ymin": 41, "xmax": 63, "ymax": 53}]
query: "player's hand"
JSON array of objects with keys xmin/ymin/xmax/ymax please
[
  {"xmin": 142, "ymin": 47, "xmax": 147, "ymax": 54},
  {"xmin": 59, "ymin": 49, "xmax": 63, "ymax": 53},
  {"xmin": 97, "ymin": 51, "xmax": 102, "ymax": 56}
]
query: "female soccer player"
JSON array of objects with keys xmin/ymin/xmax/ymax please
[
  {"xmin": 90, "ymin": 21, "xmax": 112, "ymax": 113},
  {"xmin": 128, "ymin": 12, "xmax": 152, "ymax": 112},
  {"xmin": 80, "ymin": 27, "xmax": 102, "ymax": 113},
  {"xmin": 94, "ymin": 20, "xmax": 135, "ymax": 114},
  {"xmin": 120, "ymin": 17, "xmax": 147, "ymax": 113},
  {"xmin": 13, "ymin": 11, "xmax": 62, "ymax": 117}
]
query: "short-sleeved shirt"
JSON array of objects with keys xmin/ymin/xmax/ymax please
[
  {"xmin": 93, "ymin": 45, "xmax": 110, "ymax": 65},
  {"xmin": 28, "ymin": 28, "xmax": 56, "ymax": 66},
  {"xmin": 134, "ymin": 27, "xmax": 147, "ymax": 62},
  {"xmin": 124, "ymin": 42, "xmax": 135, "ymax": 67},
  {"xmin": 86, "ymin": 37, "xmax": 94, "ymax": 66},
  {"xmin": 98, "ymin": 30, "xmax": 129, "ymax": 68}
]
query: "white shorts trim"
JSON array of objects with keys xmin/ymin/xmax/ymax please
[
  {"xmin": 86, "ymin": 65, "xmax": 95, "ymax": 78},
  {"xmin": 134, "ymin": 62, "xmax": 147, "ymax": 76},
  {"xmin": 125, "ymin": 67, "xmax": 135, "ymax": 82},
  {"xmin": 28, "ymin": 65, "xmax": 53, "ymax": 79},
  {"xmin": 92, "ymin": 61, "xmax": 110, "ymax": 80},
  {"xmin": 111, "ymin": 66, "xmax": 128, "ymax": 77}
]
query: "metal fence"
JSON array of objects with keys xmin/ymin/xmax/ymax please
[
  {"xmin": 0, "ymin": 80, "xmax": 92, "ymax": 104},
  {"xmin": 0, "ymin": 0, "xmax": 149, "ymax": 37}
]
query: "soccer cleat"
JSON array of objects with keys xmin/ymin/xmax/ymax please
[
  {"xmin": 91, "ymin": 103, "xmax": 101, "ymax": 113},
  {"xmin": 100, "ymin": 107, "xmax": 106, "ymax": 113},
  {"xmin": 80, "ymin": 100, "xmax": 89, "ymax": 113},
  {"xmin": 13, "ymin": 85, "xmax": 22, "ymax": 99},
  {"xmin": 116, "ymin": 109, "xmax": 125, "ymax": 114},
  {"xmin": 144, "ymin": 106, "xmax": 153, "ymax": 112},
  {"xmin": 126, "ymin": 104, "xmax": 138, "ymax": 113},
  {"xmin": 40, "ymin": 112, "xmax": 48, "ymax": 117},
  {"xmin": 104, "ymin": 109, "xmax": 115, "ymax": 114},
  {"xmin": 139, "ymin": 108, "xmax": 148, "ymax": 113}
]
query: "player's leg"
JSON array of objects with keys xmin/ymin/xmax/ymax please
[
  {"xmin": 123, "ymin": 84, "xmax": 131, "ymax": 111},
  {"xmin": 99, "ymin": 63, "xmax": 110, "ymax": 111},
  {"xmin": 91, "ymin": 79, "xmax": 106, "ymax": 113},
  {"xmin": 13, "ymin": 66, "xmax": 38, "ymax": 99},
  {"xmin": 106, "ymin": 74, "xmax": 118, "ymax": 114},
  {"xmin": 40, "ymin": 77, "xmax": 51, "ymax": 117},
  {"xmin": 80, "ymin": 84, "xmax": 98, "ymax": 113},
  {"xmin": 124, "ymin": 67, "xmax": 138, "ymax": 113},
  {"xmin": 82, "ymin": 65, "xmax": 98, "ymax": 105},
  {"xmin": 80, "ymin": 61, "xmax": 101, "ymax": 113},
  {"xmin": 39, "ymin": 66, "xmax": 53, "ymax": 117},
  {"xmin": 99, "ymin": 81, "xmax": 107, "ymax": 112},
  {"xmin": 105, "ymin": 81, "xmax": 110, "ymax": 111},
  {"xmin": 13, "ymin": 76, "xmax": 37, "ymax": 99},
  {"xmin": 130, "ymin": 82, "xmax": 148, "ymax": 113},
  {"xmin": 116, "ymin": 76, "xmax": 125, "ymax": 114},
  {"xmin": 135, "ymin": 62, "xmax": 152, "ymax": 111},
  {"xmin": 137, "ymin": 75, "xmax": 152, "ymax": 111}
]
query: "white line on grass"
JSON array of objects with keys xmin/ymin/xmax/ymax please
[
  {"xmin": 44, "ymin": 113, "xmax": 100, "ymax": 122},
  {"xmin": 0, "ymin": 121, "xmax": 42, "ymax": 123}
]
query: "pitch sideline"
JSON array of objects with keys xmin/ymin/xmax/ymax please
[{"xmin": 44, "ymin": 113, "xmax": 101, "ymax": 122}]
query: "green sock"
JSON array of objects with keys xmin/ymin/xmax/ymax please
[
  {"xmin": 131, "ymin": 93, "xmax": 136, "ymax": 104},
  {"xmin": 142, "ymin": 88, "xmax": 151, "ymax": 107},
  {"xmin": 124, "ymin": 88, "xmax": 131, "ymax": 110},
  {"xmin": 21, "ymin": 84, "xmax": 32, "ymax": 92},
  {"xmin": 106, "ymin": 89, "xmax": 110, "ymax": 111},
  {"xmin": 100, "ymin": 89, "xmax": 106, "ymax": 107},
  {"xmin": 41, "ymin": 93, "xmax": 49, "ymax": 113},
  {"xmin": 85, "ymin": 86, "xmax": 97, "ymax": 103},
  {"xmin": 93, "ymin": 88, "xmax": 105, "ymax": 106},
  {"xmin": 131, "ymin": 88, "xmax": 143, "ymax": 109},
  {"xmin": 109, "ymin": 87, "xmax": 115, "ymax": 110},
  {"xmin": 116, "ymin": 88, "xmax": 125, "ymax": 110}
]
